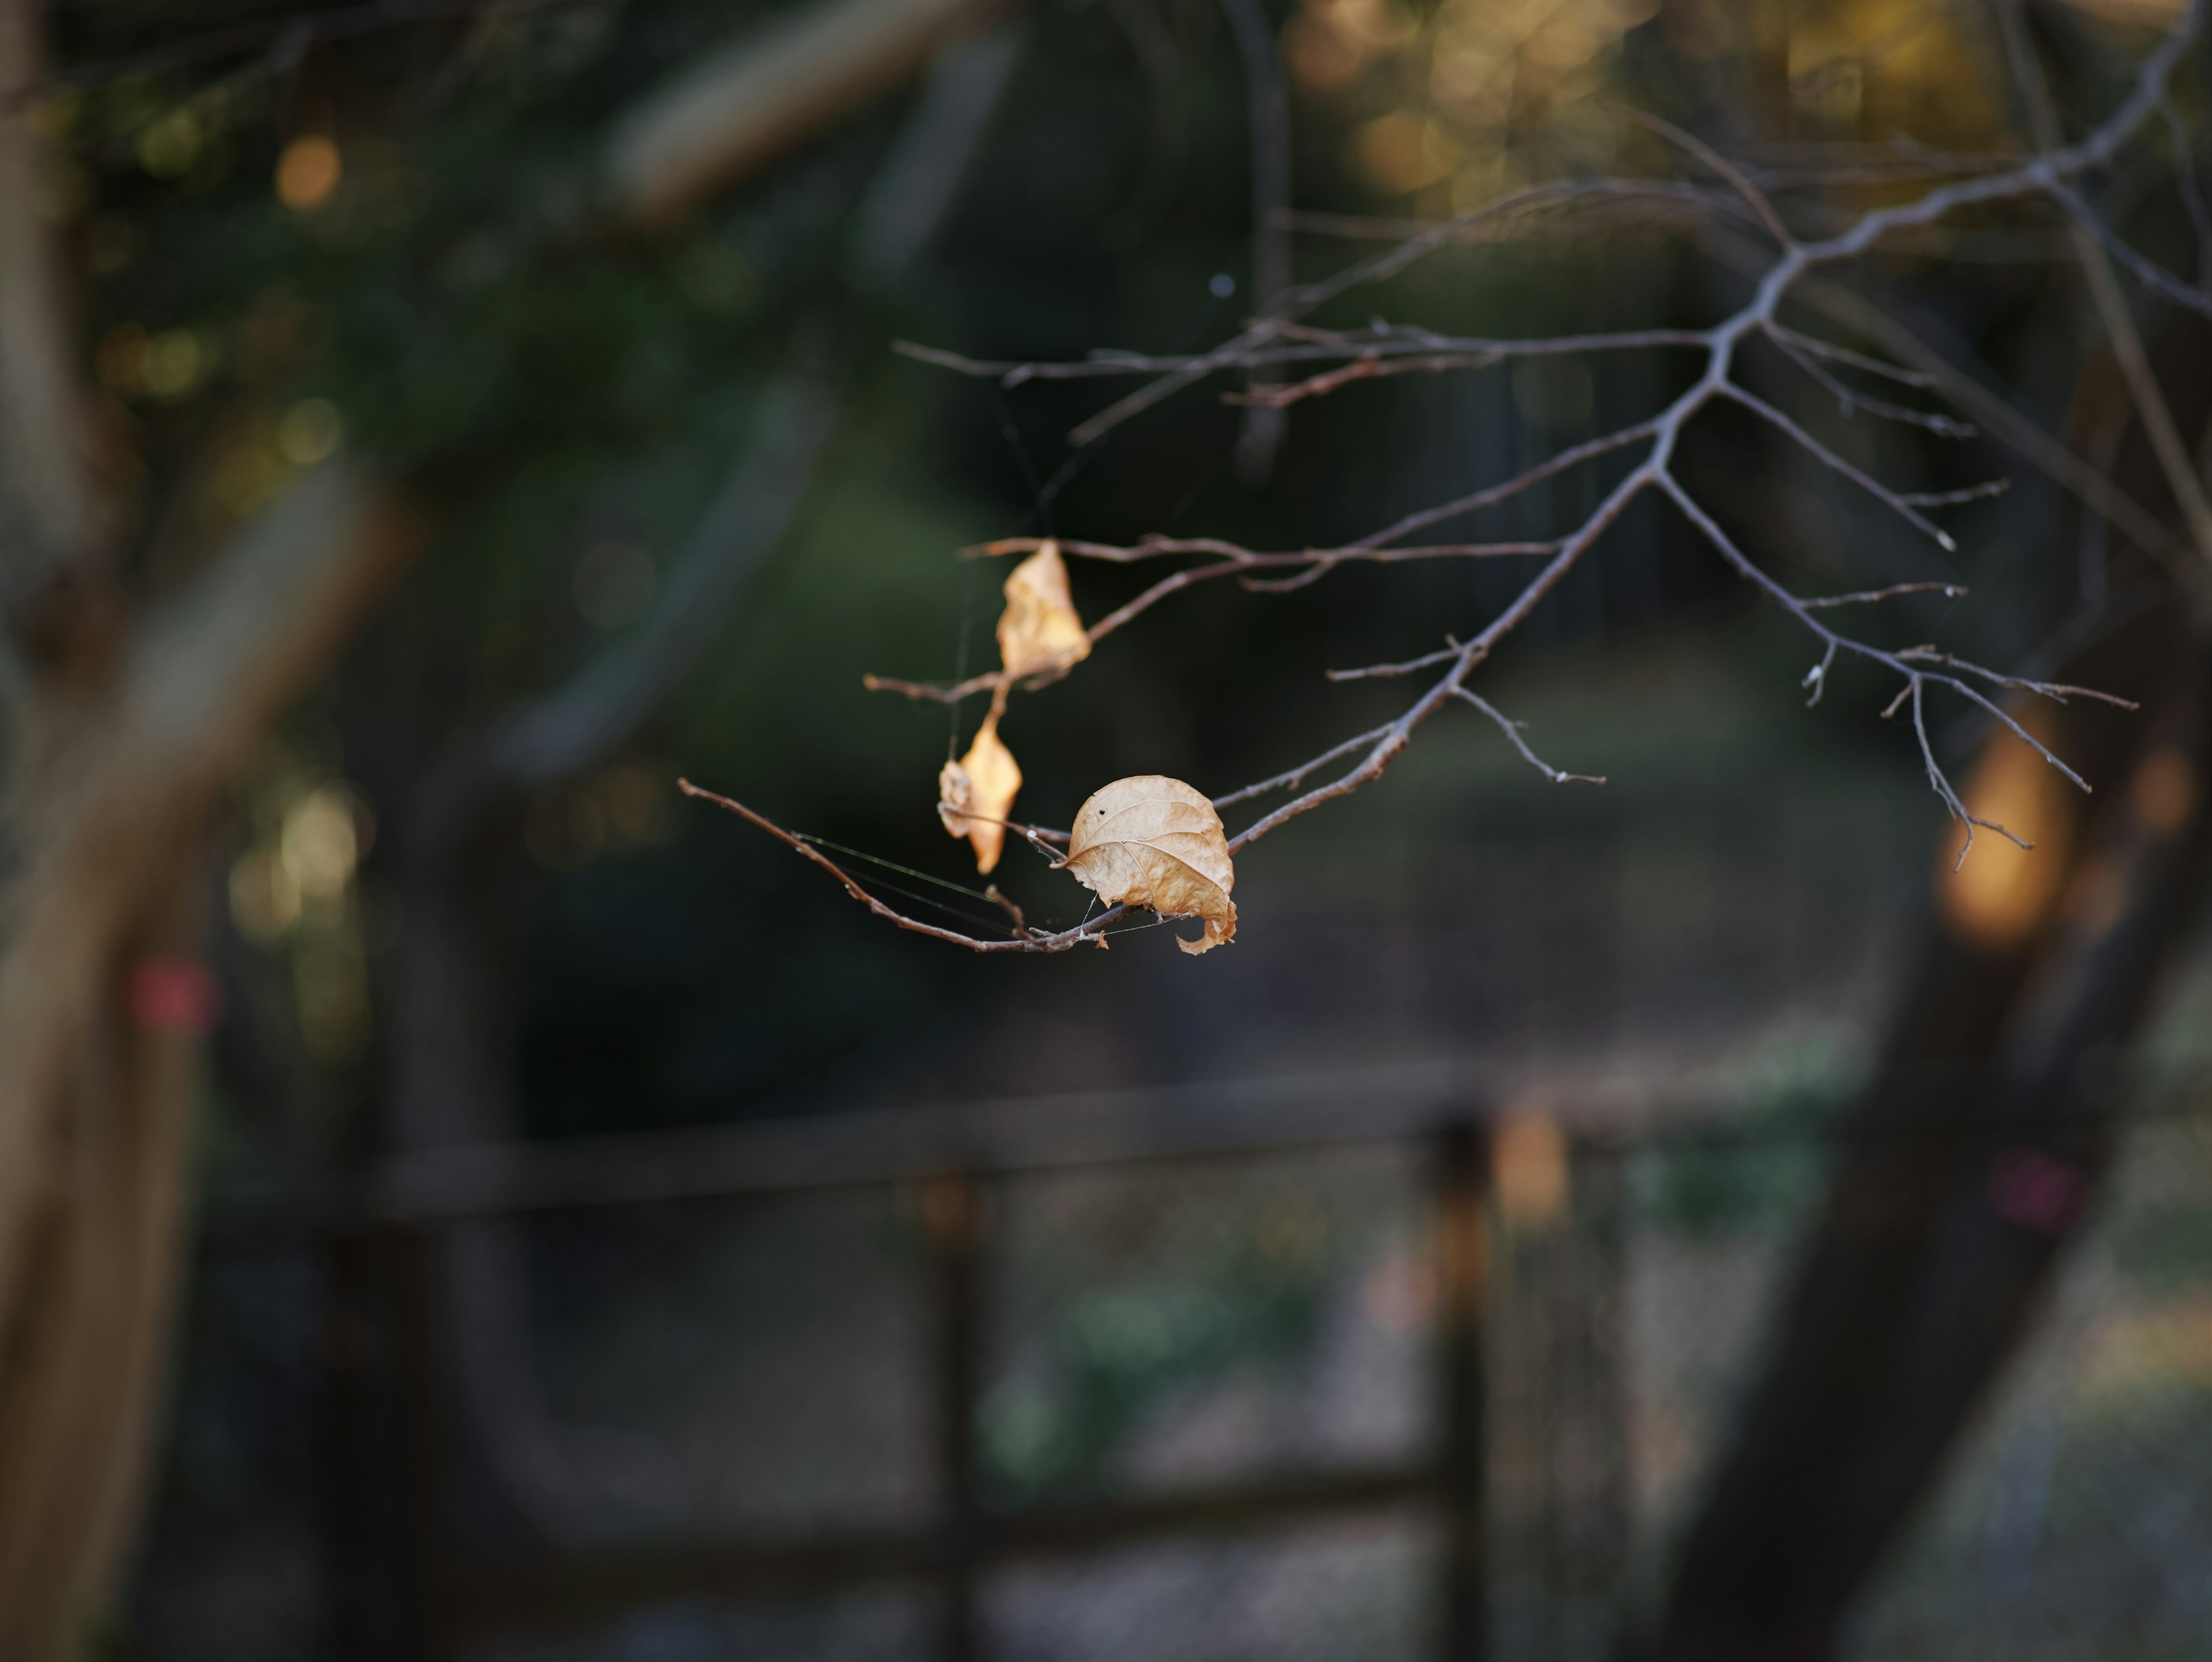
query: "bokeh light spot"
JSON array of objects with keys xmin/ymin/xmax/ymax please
[
  {"xmin": 276, "ymin": 135, "xmax": 343, "ymax": 211},
  {"xmin": 278, "ymin": 397, "xmax": 345, "ymax": 465},
  {"xmin": 141, "ymin": 330, "xmax": 206, "ymax": 398}
]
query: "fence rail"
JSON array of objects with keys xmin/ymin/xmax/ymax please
[{"xmin": 192, "ymin": 1060, "xmax": 2212, "ymax": 1661}]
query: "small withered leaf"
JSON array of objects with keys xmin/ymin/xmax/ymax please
[
  {"xmin": 1058, "ymin": 775, "xmax": 1236, "ymax": 955},
  {"xmin": 938, "ymin": 711, "xmax": 1022, "ymax": 874},
  {"xmin": 997, "ymin": 541, "xmax": 1092, "ymax": 683}
]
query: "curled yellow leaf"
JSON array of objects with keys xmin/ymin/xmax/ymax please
[
  {"xmin": 997, "ymin": 540, "xmax": 1092, "ymax": 683},
  {"xmin": 1058, "ymin": 775, "xmax": 1236, "ymax": 955},
  {"xmin": 938, "ymin": 711, "xmax": 1022, "ymax": 874}
]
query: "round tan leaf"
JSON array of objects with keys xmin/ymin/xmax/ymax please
[
  {"xmin": 938, "ymin": 711, "xmax": 1022, "ymax": 873},
  {"xmin": 1058, "ymin": 775, "xmax": 1236, "ymax": 954},
  {"xmin": 997, "ymin": 540, "xmax": 1092, "ymax": 683}
]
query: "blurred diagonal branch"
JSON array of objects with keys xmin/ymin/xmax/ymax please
[
  {"xmin": 855, "ymin": 21, "xmax": 1025, "ymax": 279},
  {"xmin": 392, "ymin": 374, "xmax": 839, "ymax": 1546},
  {"xmin": 1994, "ymin": 0, "xmax": 2212, "ymax": 565},
  {"xmin": 1217, "ymin": 0, "xmax": 1291, "ymax": 480},
  {"xmin": 490, "ymin": 376, "xmax": 839, "ymax": 790},
  {"xmin": 1741, "ymin": 249, "xmax": 2194, "ymax": 577},
  {"xmin": 603, "ymin": 0, "xmax": 1010, "ymax": 230},
  {"xmin": 0, "ymin": 0, "xmax": 102, "ymax": 681}
]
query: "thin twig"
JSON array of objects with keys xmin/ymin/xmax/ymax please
[
  {"xmin": 1327, "ymin": 645, "xmax": 1463, "ymax": 682},
  {"xmin": 2162, "ymin": 94, "xmax": 2212, "ymax": 281},
  {"xmin": 677, "ymin": 781, "xmax": 1121, "ymax": 952},
  {"xmin": 1452, "ymin": 689, "xmax": 1606, "ymax": 785},
  {"xmin": 2051, "ymin": 178, "xmax": 2212, "ymax": 320},
  {"xmin": 1613, "ymin": 103, "xmax": 1796, "ymax": 249},
  {"xmin": 1897, "ymin": 479, "xmax": 2010, "ymax": 507},
  {"xmin": 866, "ymin": 536, "xmax": 1556, "ymax": 704},
  {"xmin": 1212, "ymin": 725, "xmax": 1395, "ymax": 807},
  {"xmin": 1800, "ymin": 581, "xmax": 1968, "ymax": 609},
  {"xmin": 1718, "ymin": 383, "xmax": 1960, "ymax": 550},
  {"xmin": 1762, "ymin": 323, "xmax": 1976, "ymax": 436},
  {"xmin": 1992, "ymin": 0, "xmax": 2212, "ymax": 567},
  {"xmin": 1764, "ymin": 323, "xmax": 1937, "ymax": 387},
  {"xmin": 1770, "ymin": 262, "xmax": 2190, "ymax": 578}
]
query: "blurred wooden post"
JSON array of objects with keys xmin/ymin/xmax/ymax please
[
  {"xmin": 1551, "ymin": 1138, "xmax": 1628, "ymax": 1662},
  {"xmin": 922, "ymin": 1170, "xmax": 987, "ymax": 1662},
  {"xmin": 1437, "ymin": 1122, "xmax": 1489, "ymax": 1662},
  {"xmin": 322, "ymin": 1224, "xmax": 448, "ymax": 1662}
]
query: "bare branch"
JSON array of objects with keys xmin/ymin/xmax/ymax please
[
  {"xmin": 900, "ymin": 325, "xmax": 1711, "ymax": 389},
  {"xmin": 1718, "ymin": 383, "xmax": 1960, "ymax": 550},
  {"xmin": 983, "ymin": 883, "xmax": 1033, "ymax": 939},
  {"xmin": 1232, "ymin": 351, "xmax": 1505, "ymax": 408},
  {"xmin": 1612, "ymin": 103, "xmax": 1796, "ymax": 250},
  {"xmin": 2161, "ymin": 94, "xmax": 2212, "ymax": 281},
  {"xmin": 1327, "ymin": 646, "xmax": 1462, "ymax": 683},
  {"xmin": 1800, "ymin": 582, "xmax": 1968, "ymax": 609},
  {"xmin": 2050, "ymin": 178, "xmax": 2212, "ymax": 321},
  {"xmin": 1229, "ymin": 328, "xmax": 1711, "ymax": 408},
  {"xmin": 1741, "ymin": 137, "xmax": 2027, "ymax": 190},
  {"xmin": 677, "ymin": 780, "xmax": 1122, "ymax": 952},
  {"xmin": 1990, "ymin": 0, "xmax": 2212, "ymax": 568},
  {"xmin": 1896, "ymin": 479, "xmax": 2010, "ymax": 507},
  {"xmin": 1224, "ymin": 462, "xmax": 1657, "ymax": 854},
  {"xmin": 1803, "ymin": 641, "xmax": 1839, "ymax": 707},
  {"xmin": 865, "ymin": 537, "xmax": 1556, "ymax": 704},
  {"xmin": 1891, "ymin": 645, "xmax": 2141, "ymax": 711},
  {"xmin": 824, "ymin": 0, "xmax": 2212, "ymax": 936},
  {"xmin": 1212, "ymin": 724, "xmax": 1395, "ymax": 807},
  {"xmin": 1906, "ymin": 678, "xmax": 2033, "ymax": 866},
  {"xmin": 1451, "ymin": 689, "xmax": 1606, "ymax": 785},
  {"xmin": 1763, "ymin": 323, "xmax": 1937, "ymax": 387},
  {"xmin": 1762, "ymin": 323, "xmax": 1976, "ymax": 436},
  {"xmin": 1659, "ymin": 471, "xmax": 2108, "ymax": 796},
  {"xmin": 602, "ymin": 0, "xmax": 1008, "ymax": 229},
  {"xmin": 1357, "ymin": 422, "xmax": 1661, "ymax": 549},
  {"xmin": 1055, "ymin": 180, "xmax": 1754, "ymax": 446},
  {"xmin": 1771, "ymin": 262, "xmax": 2189, "ymax": 576},
  {"xmin": 0, "ymin": 0, "xmax": 101, "ymax": 669},
  {"xmin": 1067, "ymin": 325, "xmax": 1281, "ymax": 447},
  {"xmin": 491, "ymin": 375, "xmax": 836, "ymax": 788},
  {"xmin": 1277, "ymin": 181, "xmax": 1752, "ymax": 247}
]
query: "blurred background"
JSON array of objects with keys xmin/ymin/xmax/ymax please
[{"xmin": 3, "ymin": 0, "xmax": 2211, "ymax": 1657}]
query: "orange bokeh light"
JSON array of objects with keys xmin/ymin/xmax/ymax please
[
  {"xmin": 276, "ymin": 135, "xmax": 342, "ymax": 211},
  {"xmin": 1937, "ymin": 717, "xmax": 2074, "ymax": 951}
]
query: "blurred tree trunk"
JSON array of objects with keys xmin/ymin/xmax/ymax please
[
  {"xmin": 1640, "ymin": 336, "xmax": 2212, "ymax": 1658},
  {"xmin": 0, "ymin": 0, "xmax": 1014, "ymax": 1638},
  {"xmin": 0, "ymin": 6, "xmax": 421, "ymax": 1655},
  {"xmin": 361, "ymin": 0, "xmax": 1011, "ymax": 1546},
  {"xmin": 381, "ymin": 380, "xmax": 834, "ymax": 1546}
]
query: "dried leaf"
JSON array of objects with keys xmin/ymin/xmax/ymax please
[
  {"xmin": 938, "ymin": 711, "xmax": 1022, "ymax": 874},
  {"xmin": 997, "ymin": 540, "xmax": 1092, "ymax": 683},
  {"xmin": 1058, "ymin": 775, "xmax": 1236, "ymax": 955}
]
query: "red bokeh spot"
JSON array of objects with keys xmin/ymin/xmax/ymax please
[
  {"xmin": 129, "ymin": 960, "xmax": 222, "ymax": 1034},
  {"xmin": 1988, "ymin": 1145, "xmax": 2088, "ymax": 1239}
]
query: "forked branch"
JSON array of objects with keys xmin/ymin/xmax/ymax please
[{"xmin": 725, "ymin": 0, "xmax": 2207, "ymax": 947}]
